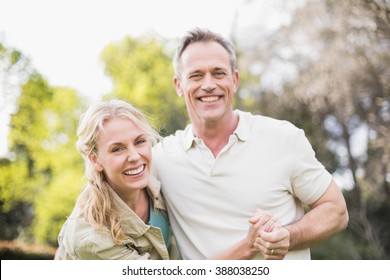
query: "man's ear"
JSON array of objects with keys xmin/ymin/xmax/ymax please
[
  {"xmin": 233, "ymin": 70, "xmax": 240, "ymax": 93},
  {"xmin": 88, "ymin": 153, "xmax": 103, "ymax": 172},
  {"xmin": 173, "ymin": 76, "xmax": 183, "ymax": 97}
]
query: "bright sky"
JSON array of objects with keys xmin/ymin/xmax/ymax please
[{"xmin": 0, "ymin": 0, "xmax": 295, "ymax": 156}]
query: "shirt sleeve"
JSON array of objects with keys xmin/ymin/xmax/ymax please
[{"xmin": 290, "ymin": 129, "xmax": 332, "ymax": 205}]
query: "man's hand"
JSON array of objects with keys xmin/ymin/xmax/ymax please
[
  {"xmin": 249, "ymin": 209, "xmax": 290, "ymax": 260},
  {"xmin": 254, "ymin": 226, "xmax": 290, "ymax": 260}
]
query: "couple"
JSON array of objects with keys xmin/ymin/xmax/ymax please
[{"xmin": 55, "ymin": 28, "xmax": 349, "ymax": 260}]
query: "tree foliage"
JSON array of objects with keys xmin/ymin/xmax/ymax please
[
  {"xmin": 0, "ymin": 41, "xmax": 34, "ymax": 112},
  {"xmin": 236, "ymin": 0, "xmax": 390, "ymax": 259},
  {"xmin": 31, "ymin": 87, "xmax": 86, "ymax": 245},
  {"xmin": 100, "ymin": 34, "xmax": 188, "ymax": 135},
  {"xmin": 0, "ymin": 42, "xmax": 86, "ymax": 244}
]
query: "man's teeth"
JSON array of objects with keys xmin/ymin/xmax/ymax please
[
  {"xmin": 200, "ymin": 96, "xmax": 219, "ymax": 102},
  {"xmin": 124, "ymin": 165, "xmax": 145, "ymax": 176}
]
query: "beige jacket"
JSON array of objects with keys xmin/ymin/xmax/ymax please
[{"xmin": 56, "ymin": 178, "xmax": 177, "ymax": 260}]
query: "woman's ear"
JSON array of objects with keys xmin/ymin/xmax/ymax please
[{"xmin": 88, "ymin": 152, "xmax": 104, "ymax": 172}]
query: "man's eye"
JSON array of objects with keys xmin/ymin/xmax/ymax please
[
  {"xmin": 189, "ymin": 73, "xmax": 202, "ymax": 79},
  {"xmin": 136, "ymin": 139, "xmax": 146, "ymax": 145},
  {"xmin": 214, "ymin": 72, "xmax": 225, "ymax": 77}
]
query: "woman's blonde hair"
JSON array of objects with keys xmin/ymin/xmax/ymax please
[{"xmin": 75, "ymin": 99, "xmax": 161, "ymax": 244}]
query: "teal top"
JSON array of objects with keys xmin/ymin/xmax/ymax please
[{"xmin": 149, "ymin": 198, "xmax": 170, "ymax": 246}]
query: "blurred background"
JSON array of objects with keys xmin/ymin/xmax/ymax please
[{"xmin": 0, "ymin": 0, "xmax": 389, "ymax": 259}]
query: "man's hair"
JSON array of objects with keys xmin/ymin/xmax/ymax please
[{"xmin": 173, "ymin": 27, "xmax": 237, "ymax": 78}]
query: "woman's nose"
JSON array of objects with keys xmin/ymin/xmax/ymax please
[{"xmin": 127, "ymin": 147, "xmax": 140, "ymax": 162}]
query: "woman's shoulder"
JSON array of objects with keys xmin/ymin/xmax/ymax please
[
  {"xmin": 62, "ymin": 215, "xmax": 113, "ymax": 244},
  {"xmin": 57, "ymin": 215, "xmax": 117, "ymax": 259}
]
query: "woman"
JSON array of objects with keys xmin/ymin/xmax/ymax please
[{"xmin": 55, "ymin": 99, "xmax": 176, "ymax": 260}]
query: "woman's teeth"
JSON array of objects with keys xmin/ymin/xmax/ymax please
[{"xmin": 124, "ymin": 165, "xmax": 145, "ymax": 176}]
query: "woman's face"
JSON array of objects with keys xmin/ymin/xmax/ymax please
[{"xmin": 90, "ymin": 117, "xmax": 152, "ymax": 196}]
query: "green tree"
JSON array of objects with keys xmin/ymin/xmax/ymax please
[
  {"xmin": 0, "ymin": 41, "xmax": 36, "ymax": 240},
  {"xmin": 0, "ymin": 72, "xmax": 53, "ymax": 241},
  {"xmin": 1, "ymin": 42, "xmax": 86, "ymax": 245},
  {"xmin": 4, "ymin": 80, "xmax": 86, "ymax": 245},
  {"xmin": 101, "ymin": 34, "xmax": 188, "ymax": 135},
  {"xmin": 0, "ymin": 41, "xmax": 34, "ymax": 113},
  {"xmin": 235, "ymin": 0, "xmax": 390, "ymax": 259},
  {"xmin": 32, "ymin": 87, "xmax": 86, "ymax": 245}
]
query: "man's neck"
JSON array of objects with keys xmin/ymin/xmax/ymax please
[{"xmin": 192, "ymin": 111, "xmax": 239, "ymax": 157}]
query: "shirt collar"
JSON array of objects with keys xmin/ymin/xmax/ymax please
[
  {"xmin": 183, "ymin": 109, "xmax": 250, "ymax": 150},
  {"xmin": 183, "ymin": 124, "xmax": 196, "ymax": 151},
  {"xmin": 233, "ymin": 109, "xmax": 250, "ymax": 142}
]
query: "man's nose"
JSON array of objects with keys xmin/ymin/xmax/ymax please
[{"xmin": 201, "ymin": 74, "xmax": 216, "ymax": 93}]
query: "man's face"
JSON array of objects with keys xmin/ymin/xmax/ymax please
[{"xmin": 174, "ymin": 41, "xmax": 239, "ymax": 126}]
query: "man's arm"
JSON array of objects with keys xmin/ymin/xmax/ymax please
[
  {"xmin": 285, "ymin": 179, "xmax": 349, "ymax": 250},
  {"xmin": 255, "ymin": 179, "xmax": 348, "ymax": 259}
]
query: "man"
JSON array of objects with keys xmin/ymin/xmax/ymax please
[{"xmin": 153, "ymin": 28, "xmax": 349, "ymax": 260}]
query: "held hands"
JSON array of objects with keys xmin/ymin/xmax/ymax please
[
  {"xmin": 210, "ymin": 209, "xmax": 289, "ymax": 260},
  {"xmin": 248, "ymin": 209, "xmax": 290, "ymax": 260}
]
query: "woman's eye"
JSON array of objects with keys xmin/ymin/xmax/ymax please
[
  {"xmin": 112, "ymin": 147, "xmax": 123, "ymax": 152},
  {"xmin": 136, "ymin": 139, "xmax": 146, "ymax": 145}
]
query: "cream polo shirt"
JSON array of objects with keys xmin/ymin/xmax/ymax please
[{"xmin": 153, "ymin": 110, "xmax": 332, "ymax": 260}]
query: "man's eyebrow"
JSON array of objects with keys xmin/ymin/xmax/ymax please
[{"xmin": 188, "ymin": 69, "xmax": 202, "ymax": 74}]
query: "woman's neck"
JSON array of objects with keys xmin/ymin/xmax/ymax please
[{"xmin": 122, "ymin": 188, "xmax": 150, "ymax": 223}]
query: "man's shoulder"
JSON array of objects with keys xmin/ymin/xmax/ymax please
[
  {"xmin": 238, "ymin": 110, "xmax": 300, "ymax": 134},
  {"xmin": 154, "ymin": 125, "xmax": 191, "ymax": 154}
]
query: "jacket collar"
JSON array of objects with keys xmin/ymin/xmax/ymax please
[{"xmin": 107, "ymin": 176, "xmax": 165, "ymax": 239}]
